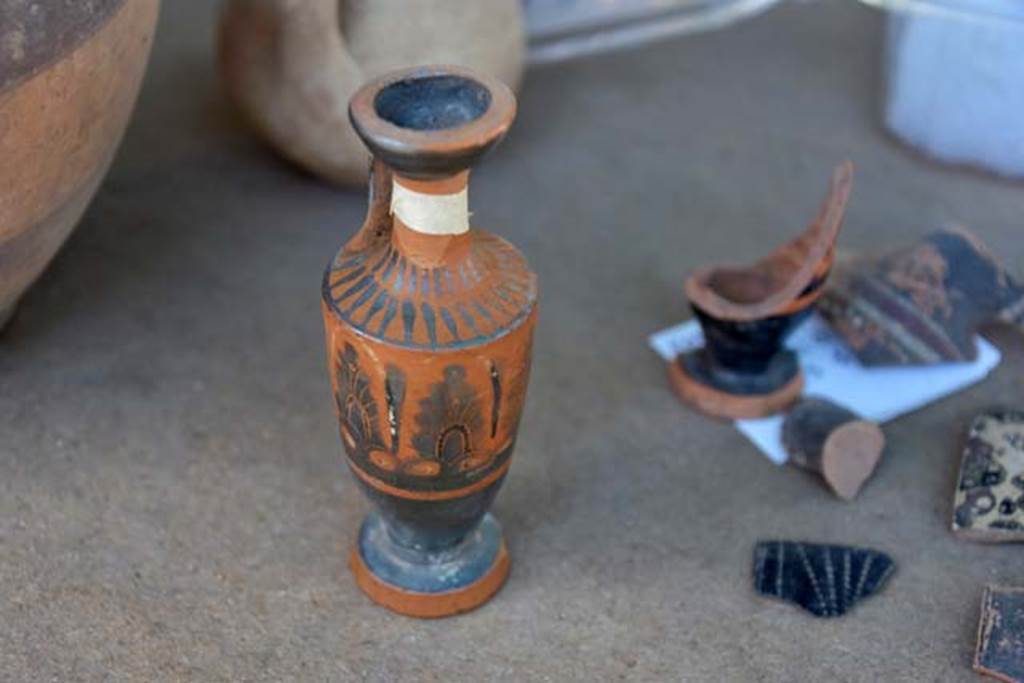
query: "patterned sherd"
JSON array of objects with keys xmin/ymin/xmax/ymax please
[
  {"xmin": 975, "ymin": 586, "xmax": 1024, "ymax": 683},
  {"xmin": 820, "ymin": 228, "xmax": 1024, "ymax": 367},
  {"xmin": 953, "ymin": 410, "xmax": 1024, "ymax": 542},
  {"xmin": 753, "ymin": 541, "xmax": 896, "ymax": 618}
]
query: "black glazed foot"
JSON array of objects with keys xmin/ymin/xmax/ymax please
[
  {"xmin": 679, "ymin": 347, "xmax": 799, "ymax": 396},
  {"xmin": 0, "ymin": 302, "xmax": 18, "ymax": 335}
]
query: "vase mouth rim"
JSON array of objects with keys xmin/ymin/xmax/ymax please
[{"xmin": 349, "ymin": 65, "xmax": 517, "ymax": 180}]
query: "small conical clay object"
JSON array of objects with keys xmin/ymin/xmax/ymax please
[
  {"xmin": 668, "ymin": 162, "xmax": 854, "ymax": 420},
  {"xmin": 782, "ymin": 397, "xmax": 885, "ymax": 500},
  {"xmin": 218, "ymin": 0, "xmax": 524, "ymax": 188}
]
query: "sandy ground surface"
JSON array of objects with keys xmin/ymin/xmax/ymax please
[{"xmin": 2, "ymin": 1, "xmax": 1022, "ymax": 680}]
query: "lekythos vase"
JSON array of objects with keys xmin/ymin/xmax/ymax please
[
  {"xmin": 321, "ymin": 66, "xmax": 537, "ymax": 617},
  {"xmin": 0, "ymin": 0, "xmax": 160, "ymax": 330}
]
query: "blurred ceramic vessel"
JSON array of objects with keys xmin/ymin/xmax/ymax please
[
  {"xmin": 321, "ymin": 66, "xmax": 537, "ymax": 617},
  {"xmin": 0, "ymin": 0, "xmax": 160, "ymax": 329},
  {"xmin": 669, "ymin": 162, "xmax": 853, "ymax": 419},
  {"xmin": 218, "ymin": 0, "xmax": 524, "ymax": 188}
]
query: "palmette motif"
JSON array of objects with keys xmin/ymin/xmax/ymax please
[
  {"xmin": 820, "ymin": 228, "xmax": 1024, "ymax": 366},
  {"xmin": 324, "ymin": 232, "xmax": 536, "ymax": 350},
  {"xmin": 753, "ymin": 541, "xmax": 895, "ymax": 618}
]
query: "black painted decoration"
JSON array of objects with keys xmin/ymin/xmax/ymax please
[
  {"xmin": 384, "ymin": 365, "xmax": 406, "ymax": 454},
  {"xmin": 953, "ymin": 409, "xmax": 1024, "ymax": 542},
  {"xmin": 489, "ymin": 361, "xmax": 501, "ymax": 438},
  {"xmin": 753, "ymin": 541, "xmax": 895, "ymax": 618}
]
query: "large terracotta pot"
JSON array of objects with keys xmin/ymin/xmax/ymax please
[
  {"xmin": 0, "ymin": 0, "xmax": 160, "ymax": 329},
  {"xmin": 218, "ymin": 0, "xmax": 524, "ymax": 188}
]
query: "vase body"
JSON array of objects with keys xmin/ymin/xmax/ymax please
[
  {"xmin": 0, "ymin": 0, "xmax": 159, "ymax": 329},
  {"xmin": 322, "ymin": 66, "xmax": 535, "ymax": 617}
]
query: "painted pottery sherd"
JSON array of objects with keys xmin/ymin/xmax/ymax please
[
  {"xmin": 782, "ymin": 397, "xmax": 885, "ymax": 500},
  {"xmin": 668, "ymin": 162, "xmax": 854, "ymax": 419},
  {"xmin": 953, "ymin": 410, "xmax": 1024, "ymax": 543},
  {"xmin": 975, "ymin": 586, "xmax": 1024, "ymax": 683},
  {"xmin": 218, "ymin": 0, "xmax": 524, "ymax": 187},
  {"xmin": 322, "ymin": 66, "xmax": 536, "ymax": 617},
  {"xmin": 753, "ymin": 541, "xmax": 895, "ymax": 618},
  {"xmin": 0, "ymin": 0, "xmax": 160, "ymax": 331},
  {"xmin": 820, "ymin": 227, "xmax": 1024, "ymax": 366}
]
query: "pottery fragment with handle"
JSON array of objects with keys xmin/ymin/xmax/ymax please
[{"xmin": 668, "ymin": 162, "xmax": 854, "ymax": 420}]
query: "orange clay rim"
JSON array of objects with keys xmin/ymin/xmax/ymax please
[
  {"xmin": 348, "ymin": 64, "xmax": 516, "ymax": 174},
  {"xmin": 685, "ymin": 160, "xmax": 854, "ymax": 322}
]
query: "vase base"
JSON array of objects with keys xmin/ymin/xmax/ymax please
[
  {"xmin": 350, "ymin": 512, "xmax": 510, "ymax": 618},
  {"xmin": 667, "ymin": 354, "xmax": 804, "ymax": 420}
]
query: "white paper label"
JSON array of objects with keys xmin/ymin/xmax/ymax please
[
  {"xmin": 390, "ymin": 182, "xmax": 469, "ymax": 235},
  {"xmin": 649, "ymin": 314, "xmax": 1002, "ymax": 464}
]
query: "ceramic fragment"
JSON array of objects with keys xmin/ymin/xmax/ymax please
[
  {"xmin": 753, "ymin": 541, "xmax": 895, "ymax": 617},
  {"xmin": 953, "ymin": 410, "xmax": 1024, "ymax": 542},
  {"xmin": 975, "ymin": 585, "xmax": 1024, "ymax": 683},
  {"xmin": 820, "ymin": 228, "xmax": 1024, "ymax": 366},
  {"xmin": 668, "ymin": 162, "xmax": 854, "ymax": 419},
  {"xmin": 322, "ymin": 66, "xmax": 536, "ymax": 618}
]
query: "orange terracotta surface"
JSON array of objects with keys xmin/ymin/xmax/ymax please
[
  {"xmin": 0, "ymin": 0, "xmax": 159, "ymax": 319},
  {"xmin": 322, "ymin": 67, "xmax": 535, "ymax": 617},
  {"xmin": 350, "ymin": 541, "xmax": 510, "ymax": 618}
]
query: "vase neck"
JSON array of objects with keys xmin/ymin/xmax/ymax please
[
  {"xmin": 387, "ymin": 171, "xmax": 475, "ymax": 266},
  {"xmin": 390, "ymin": 171, "xmax": 470, "ymax": 236},
  {"xmin": 389, "ymin": 171, "xmax": 473, "ymax": 268}
]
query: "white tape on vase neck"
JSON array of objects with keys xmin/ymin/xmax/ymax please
[{"xmin": 390, "ymin": 181, "xmax": 469, "ymax": 235}]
